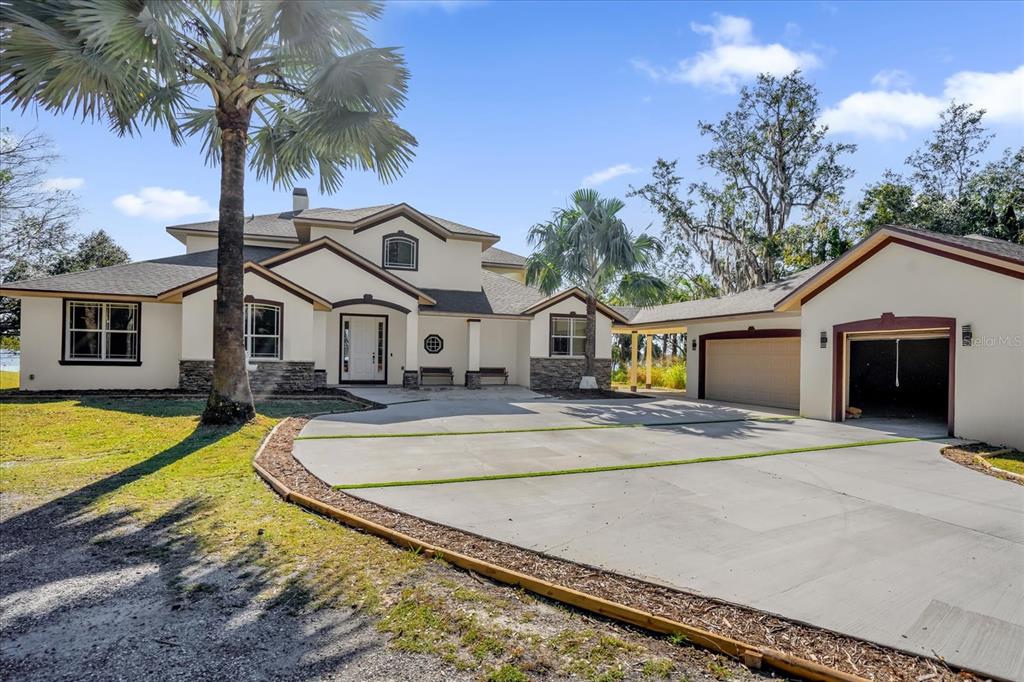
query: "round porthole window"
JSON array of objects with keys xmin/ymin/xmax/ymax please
[{"xmin": 423, "ymin": 334, "xmax": 444, "ymax": 354}]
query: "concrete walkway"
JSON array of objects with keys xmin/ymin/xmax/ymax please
[
  {"xmin": 339, "ymin": 384, "xmax": 544, "ymax": 405},
  {"xmin": 295, "ymin": 398, "xmax": 1024, "ymax": 680}
]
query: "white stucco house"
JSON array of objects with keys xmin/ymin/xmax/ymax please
[
  {"xmin": 615, "ymin": 225, "xmax": 1024, "ymax": 449},
  {"xmin": 3, "ymin": 191, "xmax": 1022, "ymax": 447},
  {"xmin": 2, "ymin": 190, "xmax": 626, "ymax": 393}
]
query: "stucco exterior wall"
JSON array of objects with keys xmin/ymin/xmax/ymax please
[
  {"xmin": 187, "ymin": 234, "xmax": 292, "ymax": 253},
  {"xmin": 411, "ymin": 316, "xmax": 528, "ymax": 386},
  {"xmin": 180, "ymin": 271, "xmax": 315, "ymax": 362},
  {"xmin": 307, "ymin": 216, "xmax": 482, "ymax": 291},
  {"xmin": 479, "ymin": 318, "xmax": 526, "ymax": 383},
  {"xmin": 800, "ymin": 243, "xmax": 1024, "ymax": 448},
  {"xmin": 270, "ymin": 247, "xmax": 419, "ymax": 311},
  {"xmin": 185, "ymin": 235, "xmax": 218, "ymax": 253},
  {"xmin": 684, "ymin": 314, "xmax": 802, "ymax": 397},
  {"xmin": 416, "ymin": 315, "xmax": 470, "ymax": 384},
  {"xmin": 483, "ymin": 266, "xmax": 526, "ymax": 283},
  {"xmin": 18, "ymin": 297, "xmax": 181, "ymax": 390},
  {"xmin": 528, "ymin": 297, "xmax": 613, "ymax": 359},
  {"xmin": 515, "ymin": 320, "xmax": 532, "ymax": 386}
]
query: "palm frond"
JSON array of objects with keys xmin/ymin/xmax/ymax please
[
  {"xmin": 306, "ymin": 48, "xmax": 410, "ymax": 116},
  {"xmin": 616, "ymin": 272, "xmax": 670, "ymax": 306}
]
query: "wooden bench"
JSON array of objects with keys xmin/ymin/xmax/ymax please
[
  {"xmin": 479, "ymin": 367, "xmax": 509, "ymax": 385},
  {"xmin": 419, "ymin": 366, "xmax": 454, "ymax": 385}
]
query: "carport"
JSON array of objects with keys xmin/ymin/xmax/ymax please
[{"xmin": 610, "ymin": 269, "xmax": 815, "ymax": 402}]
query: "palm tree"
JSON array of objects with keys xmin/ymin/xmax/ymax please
[
  {"xmin": 1, "ymin": 1, "xmax": 416, "ymax": 424},
  {"xmin": 526, "ymin": 189, "xmax": 666, "ymax": 388}
]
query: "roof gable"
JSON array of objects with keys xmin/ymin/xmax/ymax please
[
  {"xmin": 776, "ymin": 226, "xmax": 1024, "ymax": 312},
  {"xmin": 259, "ymin": 236, "xmax": 436, "ymax": 304},
  {"xmin": 520, "ymin": 288, "xmax": 631, "ymax": 324},
  {"xmin": 157, "ymin": 262, "xmax": 331, "ymax": 310}
]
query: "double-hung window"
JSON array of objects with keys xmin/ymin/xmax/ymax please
[
  {"xmin": 550, "ymin": 316, "xmax": 586, "ymax": 356},
  {"xmin": 64, "ymin": 300, "xmax": 140, "ymax": 363},
  {"xmin": 245, "ymin": 302, "xmax": 282, "ymax": 359}
]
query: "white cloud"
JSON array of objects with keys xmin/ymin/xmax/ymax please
[
  {"xmin": 113, "ymin": 187, "xmax": 213, "ymax": 221},
  {"xmin": 40, "ymin": 177, "xmax": 84, "ymax": 191},
  {"xmin": 820, "ymin": 91, "xmax": 943, "ymax": 140},
  {"xmin": 582, "ymin": 164, "xmax": 640, "ymax": 187},
  {"xmin": 632, "ymin": 14, "xmax": 820, "ymax": 92},
  {"xmin": 691, "ymin": 14, "xmax": 754, "ymax": 46},
  {"xmin": 821, "ymin": 64, "xmax": 1024, "ymax": 139},
  {"xmin": 871, "ymin": 69, "xmax": 912, "ymax": 90},
  {"xmin": 944, "ymin": 65, "xmax": 1024, "ymax": 121}
]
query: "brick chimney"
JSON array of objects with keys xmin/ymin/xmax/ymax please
[{"xmin": 292, "ymin": 187, "xmax": 309, "ymax": 212}]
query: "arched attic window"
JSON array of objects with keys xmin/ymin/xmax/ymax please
[{"xmin": 382, "ymin": 232, "xmax": 418, "ymax": 270}]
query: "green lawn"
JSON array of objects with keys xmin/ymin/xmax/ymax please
[
  {"xmin": 0, "ymin": 396, "xmax": 411, "ymax": 606},
  {"xmin": 988, "ymin": 451, "xmax": 1024, "ymax": 476},
  {"xmin": 0, "ymin": 396, "xmax": 728, "ymax": 680}
]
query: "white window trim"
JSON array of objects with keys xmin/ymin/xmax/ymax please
[
  {"xmin": 383, "ymin": 235, "xmax": 417, "ymax": 270},
  {"xmin": 550, "ymin": 315, "xmax": 587, "ymax": 358},
  {"xmin": 63, "ymin": 300, "xmax": 140, "ymax": 364},
  {"xmin": 245, "ymin": 302, "xmax": 282, "ymax": 360}
]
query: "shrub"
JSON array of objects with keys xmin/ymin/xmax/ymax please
[{"xmin": 611, "ymin": 359, "xmax": 686, "ymax": 390}]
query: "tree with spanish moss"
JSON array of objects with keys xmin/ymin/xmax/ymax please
[
  {"xmin": 630, "ymin": 71, "xmax": 856, "ymax": 292},
  {"xmin": 1, "ymin": 1, "xmax": 416, "ymax": 423}
]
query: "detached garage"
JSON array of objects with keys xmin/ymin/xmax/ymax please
[{"xmin": 614, "ymin": 225, "xmax": 1024, "ymax": 449}]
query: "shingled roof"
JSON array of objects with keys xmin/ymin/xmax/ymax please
[
  {"xmin": 167, "ymin": 205, "xmax": 500, "ymax": 240},
  {"xmin": 481, "ymin": 246, "xmax": 527, "ymax": 268},
  {"xmin": 0, "ymin": 247, "xmax": 286, "ymax": 298},
  {"xmin": 421, "ymin": 270, "xmax": 545, "ymax": 316},
  {"xmin": 623, "ymin": 263, "xmax": 827, "ymax": 326},
  {"xmin": 886, "ymin": 224, "xmax": 1024, "ymax": 263}
]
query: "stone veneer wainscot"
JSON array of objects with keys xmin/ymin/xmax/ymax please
[
  {"xmin": 179, "ymin": 360, "xmax": 315, "ymax": 393},
  {"xmin": 529, "ymin": 357, "xmax": 611, "ymax": 390}
]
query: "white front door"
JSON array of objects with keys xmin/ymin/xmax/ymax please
[{"xmin": 341, "ymin": 315, "xmax": 387, "ymax": 383}]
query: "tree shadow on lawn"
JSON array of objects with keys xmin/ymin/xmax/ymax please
[
  {"xmin": 0, "ymin": 395, "xmax": 360, "ymax": 419},
  {"xmin": 0, "ymin": 421, "xmax": 456, "ymax": 681}
]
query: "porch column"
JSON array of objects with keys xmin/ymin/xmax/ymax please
[
  {"xmin": 466, "ymin": 318, "xmax": 481, "ymax": 389},
  {"xmin": 645, "ymin": 334, "xmax": 653, "ymax": 389},
  {"xmin": 403, "ymin": 310, "xmax": 419, "ymax": 388},
  {"xmin": 629, "ymin": 330, "xmax": 639, "ymax": 392}
]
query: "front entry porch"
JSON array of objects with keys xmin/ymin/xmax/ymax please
[{"xmin": 323, "ymin": 305, "xmax": 528, "ymax": 389}]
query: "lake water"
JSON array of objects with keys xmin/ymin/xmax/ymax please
[{"xmin": 0, "ymin": 349, "xmax": 20, "ymax": 371}]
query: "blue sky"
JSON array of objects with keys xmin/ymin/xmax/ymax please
[{"xmin": 5, "ymin": 0, "xmax": 1023, "ymax": 261}]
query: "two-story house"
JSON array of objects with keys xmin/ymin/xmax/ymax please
[{"xmin": 4, "ymin": 189, "xmax": 625, "ymax": 392}]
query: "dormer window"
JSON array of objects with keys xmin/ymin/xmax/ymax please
[{"xmin": 383, "ymin": 232, "xmax": 418, "ymax": 270}]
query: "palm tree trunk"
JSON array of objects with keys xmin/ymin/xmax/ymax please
[
  {"xmin": 584, "ymin": 293, "xmax": 597, "ymax": 379},
  {"xmin": 201, "ymin": 114, "xmax": 255, "ymax": 425}
]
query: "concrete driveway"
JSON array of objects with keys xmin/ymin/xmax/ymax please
[{"xmin": 296, "ymin": 397, "xmax": 1024, "ymax": 680}]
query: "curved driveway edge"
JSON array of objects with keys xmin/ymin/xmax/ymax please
[{"xmin": 293, "ymin": 397, "xmax": 1024, "ymax": 680}]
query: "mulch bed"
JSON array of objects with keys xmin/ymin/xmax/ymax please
[
  {"xmin": 256, "ymin": 417, "xmax": 971, "ymax": 682},
  {"xmin": 540, "ymin": 388, "xmax": 646, "ymax": 400},
  {"xmin": 942, "ymin": 443, "xmax": 1024, "ymax": 485}
]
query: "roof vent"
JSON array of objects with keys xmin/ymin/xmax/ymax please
[{"xmin": 292, "ymin": 187, "xmax": 309, "ymax": 212}]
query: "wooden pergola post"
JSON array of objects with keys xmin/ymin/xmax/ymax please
[
  {"xmin": 629, "ymin": 330, "xmax": 639, "ymax": 392},
  {"xmin": 645, "ymin": 334, "xmax": 653, "ymax": 389}
]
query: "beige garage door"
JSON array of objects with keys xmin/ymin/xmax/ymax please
[{"xmin": 705, "ymin": 337, "xmax": 800, "ymax": 409}]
